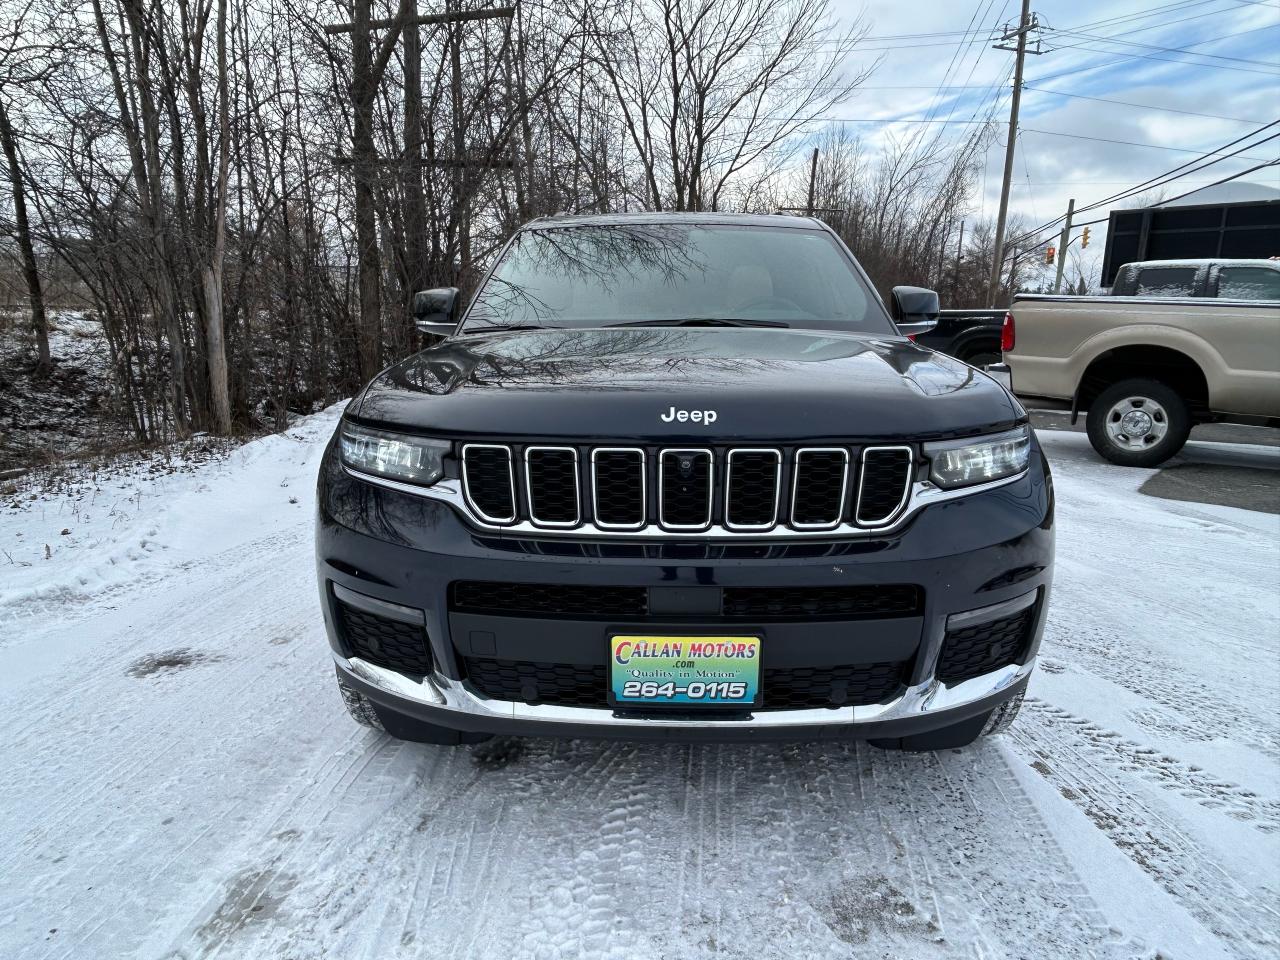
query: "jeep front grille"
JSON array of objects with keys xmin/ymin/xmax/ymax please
[{"xmin": 457, "ymin": 442, "xmax": 916, "ymax": 536}]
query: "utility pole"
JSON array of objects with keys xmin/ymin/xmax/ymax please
[
  {"xmin": 986, "ymin": 0, "xmax": 1044, "ymax": 306},
  {"xmin": 805, "ymin": 148, "xmax": 819, "ymax": 216},
  {"xmin": 324, "ymin": 1, "xmax": 515, "ymax": 371},
  {"xmin": 953, "ymin": 219, "xmax": 965, "ymax": 303},
  {"xmin": 1053, "ymin": 198, "xmax": 1074, "ymax": 294}
]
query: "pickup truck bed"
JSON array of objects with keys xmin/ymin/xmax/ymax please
[{"xmin": 1004, "ymin": 292, "xmax": 1279, "ymax": 465}]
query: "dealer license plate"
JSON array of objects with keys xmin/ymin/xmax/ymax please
[{"xmin": 608, "ymin": 635, "xmax": 761, "ymax": 707}]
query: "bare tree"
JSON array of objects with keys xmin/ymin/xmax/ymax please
[
  {"xmin": 588, "ymin": 0, "xmax": 871, "ymax": 211},
  {"xmin": 200, "ymin": 0, "xmax": 233, "ymax": 433},
  {"xmin": 0, "ymin": 0, "xmax": 55, "ymax": 372}
]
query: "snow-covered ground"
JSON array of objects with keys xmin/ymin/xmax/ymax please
[{"xmin": 1, "ymin": 412, "xmax": 1277, "ymax": 960}]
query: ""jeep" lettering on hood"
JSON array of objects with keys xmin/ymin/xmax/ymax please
[{"xmin": 660, "ymin": 406, "xmax": 718, "ymax": 425}]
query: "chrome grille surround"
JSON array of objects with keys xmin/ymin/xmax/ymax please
[
  {"xmin": 460, "ymin": 443, "xmax": 517, "ymax": 524},
  {"xmin": 789, "ymin": 447, "xmax": 850, "ymax": 531},
  {"xmin": 347, "ymin": 440, "xmax": 1027, "ymax": 540},
  {"xmin": 590, "ymin": 447, "xmax": 647, "ymax": 531},
  {"xmin": 523, "ymin": 445, "xmax": 581, "ymax": 528},
  {"xmin": 658, "ymin": 448, "xmax": 715, "ymax": 531},
  {"xmin": 855, "ymin": 445, "xmax": 914, "ymax": 527},
  {"xmin": 724, "ymin": 448, "xmax": 782, "ymax": 531}
]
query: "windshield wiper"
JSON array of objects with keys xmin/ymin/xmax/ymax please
[
  {"xmin": 609, "ymin": 317, "xmax": 791, "ymax": 329},
  {"xmin": 460, "ymin": 323, "xmax": 565, "ymax": 334}
]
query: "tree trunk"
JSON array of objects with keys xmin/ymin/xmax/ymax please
[
  {"xmin": 401, "ymin": 0, "xmax": 427, "ymax": 310},
  {"xmin": 350, "ymin": 0, "xmax": 383, "ymax": 382},
  {"xmin": 0, "ymin": 97, "xmax": 51, "ymax": 372},
  {"xmin": 202, "ymin": 0, "xmax": 232, "ymax": 434}
]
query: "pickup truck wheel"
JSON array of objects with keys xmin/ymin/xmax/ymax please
[
  {"xmin": 961, "ymin": 348, "xmax": 1001, "ymax": 368},
  {"xmin": 1087, "ymin": 378, "xmax": 1191, "ymax": 467}
]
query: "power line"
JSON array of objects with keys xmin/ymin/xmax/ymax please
[
  {"xmin": 1051, "ymin": 26, "xmax": 1280, "ymax": 66},
  {"xmin": 1021, "ymin": 127, "xmax": 1277, "ymax": 160},
  {"xmin": 1022, "ymin": 86, "xmax": 1269, "ymax": 124},
  {"xmin": 932, "ymin": 0, "xmax": 1012, "ymax": 132},
  {"xmin": 1055, "ymin": 0, "xmax": 1266, "ymax": 44},
  {"xmin": 1004, "ymin": 159, "xmax": 1280, "ymax": 260},
  {"xmin": 1032, "ymin": 41, "xmax": 1280, "ymax": 80},
  {"xmin": 1000, "ymin": 120, "xmax": 1280, "ymax": 246},
  {"xmin": 1072, "ymin": 123, "xmax": 1280, "ymax": 213},
  {"xmin": 1144, "ymin": 158, "xmax": 1280, "ymax": 206},
  {"xmin": 915, "ymin": 0, "xmax": 1000, "ymax": 133},
  {"xmin": 1061, "ymin": 0, "xmax": 1233, "ymax": 34}
]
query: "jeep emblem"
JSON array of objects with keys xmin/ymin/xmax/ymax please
[{"xmin": 660, "ymin": 406, "xmax": 718, "ymax": 425}]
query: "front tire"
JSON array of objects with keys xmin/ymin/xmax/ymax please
[
  {"xmin": 337, "ymin": 674, "xmax": 385, "ymax": 731},
  {"xmin": 335, "ymin": 674, "xmax": 490, "ymax": 745},
  {"xmin": 1086, "ymin": 378, "xmax": 1191, "ymax": 467}
]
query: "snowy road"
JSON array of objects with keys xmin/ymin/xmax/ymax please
[{"xmin": 2, "ymin": 412, "xmax": 1277, "ymax": 959}]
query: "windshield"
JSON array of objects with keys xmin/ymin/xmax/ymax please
[{"xmin": 462, "ymin": 223, "xmax": 892, "ymax": 335}]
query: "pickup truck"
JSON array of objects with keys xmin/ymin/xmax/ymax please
[
  {"xmin": 1003, "ymin": 258, "xmax": 1280, "ymax": 466},
  {"xmin": 317, "ymin": 212, "xmax": 1051, "ymax": 751},
  {"xmin": 911, "ymin": 308, "xmax": 1005, "ymax": 366}
]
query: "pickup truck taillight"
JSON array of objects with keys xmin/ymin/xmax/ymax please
[{"xmin": 1001, "ymin": 312, "xmax": 1015, "ymax": 352}]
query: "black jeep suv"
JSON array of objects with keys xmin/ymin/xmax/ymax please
[{"xmin": 316, "ymin": 213, "xmax": 1053, "ymax": 750}]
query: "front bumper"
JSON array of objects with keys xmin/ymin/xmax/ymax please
[
  {"xmin": 337, "ymin": 637, "xmax": 1033, "ymax": 743},
  {"xmin": 316, "ymin": 434, "xmax": 1053, "ymax": 741}
]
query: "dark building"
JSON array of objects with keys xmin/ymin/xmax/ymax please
[{"xmin": 1102, "ymin": 184, "xmax": 1280, "ymax": 286}]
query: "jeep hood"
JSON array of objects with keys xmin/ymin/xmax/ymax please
[{"xmin": 352, "ymin": 327, "xmax": 1023, "ymax": 442}]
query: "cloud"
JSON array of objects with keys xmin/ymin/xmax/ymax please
[{"xmin": 820, "ymin": 0, "xmax": 1280, "ymax": 274}]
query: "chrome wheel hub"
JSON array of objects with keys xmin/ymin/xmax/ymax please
[{"xmin": 1105, "ymin": 396, "xmax": 1169, "ymax": 451}]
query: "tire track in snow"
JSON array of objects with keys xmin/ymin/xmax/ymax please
[
  {"xmin": 870, "ymin": 743, "xmax": 1140, "ymax": 958},
  {"xmin": 0, "ymin": 523, "xmax": 309, "ymax": 633},
  {"xmin": 512, "ymin": 742, "xmax": 666, "ymax": 960},
  {"xmin": 1011, "ymin": 701, "xmax": 1280, "ymax": 959},
  {"xmin": 1045, "ymin": 625, "xmax": 1280, "ymax": 767},
  {"xmin": 3, "ymin": 522, "xmax": 332, "ymax": 960},
  {"xmin": 1022, "ymin": 700, "xmax": 1280, "ymax": 833}
]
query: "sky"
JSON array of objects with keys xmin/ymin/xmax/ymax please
[{"xmin": 822, "ymin": 0, "xmax": 1280, "ymax": 281}]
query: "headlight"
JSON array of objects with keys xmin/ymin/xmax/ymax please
[
  {"xmin": 339, "ymin": 422, "xmax": 450, "ymax": 485},
  {"xmin": 924, "ymin": 425, "xmax": 1030, "ymax": 489}
]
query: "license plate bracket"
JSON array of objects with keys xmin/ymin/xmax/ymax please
[{"xmin": 607, "ymin": 635, "xmax": 762, "ymax": 708}]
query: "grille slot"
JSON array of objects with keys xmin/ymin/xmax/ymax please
[
  {"xmin": 936, "ymin": 605, "xmax": 1037, "ymax": 685},
  {"xmin": 791, "ymin": 448, "xmax": 849, "ymax": 529},
  {"xmin": 659, "ymin": 448, "xmax": 714, "ymax": 530},
  {"xmin": 461, "ymin": 444, "xmax": 516, "ymax": 524},
  {"xmin": 462, "ymin": 656, "xmax": 906, "ymax": 709},
  {"xmin": 450, "ymin": 581, "xmax": 921, "ymax": 621},
  {"xmin": 725, "ymin": 450, "xmax": 781, "ymax": 530},
  {"xmin": 856, "ymin": 447, "xmax": 913, "ymax": 526},
  {"xmin": 592, "ymin": 448, "xmax": 646, "ymax": 529},
  {"xmin": 721, "ymin": 584, "xmax": 921, "ymax": 620},
  {"xmin": 465, "ymin": 657, "xmax": 606, "ymax": 707},
  {"xmin": 525, "ymin": 446, "xmax": 580, "ymax": 527},
  {"xmin": 760, "ymin": 662, "xmax": 905, "ymax": 709},
  {"xmin": 451, "ymin": 581, "xmax": 648, "ymax": 618},
  {"xmin": 337, "ymin": 601, "xmax": 433, "ymax": 675}
]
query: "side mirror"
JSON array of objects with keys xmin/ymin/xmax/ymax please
[
  {"xmin": 890, "ymin": 285, "xmax": 940, "ymax": 337},
  {"xmin": 413, "ymin": 287, "xmax": 460, "ymax": 337}
]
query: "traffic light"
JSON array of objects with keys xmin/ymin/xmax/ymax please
[
  {"xmin": 1045, "ymin": 245, "xmax": 1056, "ymax": 265},
  {"xmin": 1081, "ymin": 226, "xmax": 1091, "ymax": 248}
]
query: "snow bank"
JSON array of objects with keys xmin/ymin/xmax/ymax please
[{"xmin": 0, "ymin": 403, "xmax": 345, "ymax": 617}]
